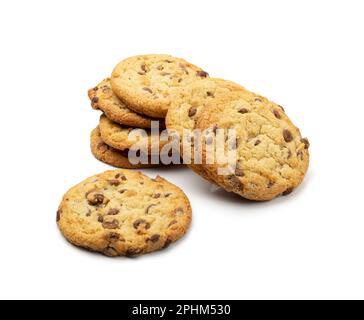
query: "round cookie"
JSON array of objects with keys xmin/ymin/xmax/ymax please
[
  {"xmin": 196, "ymin": 93, "xmax": 310, "ymax": 201},
  {"xmin": 57, "ymin": 170, "xmax": 192, "ymax": 257},
  {"xmin": 99, "ymin": 115, "xmax": 169, "ymax": 154},
  {"xmin": 111, "ymin": 54, "xmax": 209, "ymax": 118},
  {"xmin": 91, "ymin": 127, "xmax": 165, "ymax": 169},
  {"xmin": 88, "ymin": 78, "xmax": 165, "ymax": 129},
  {"xmin": 166, "ymin": 78, "xmax": 250, "ymax": 183}
]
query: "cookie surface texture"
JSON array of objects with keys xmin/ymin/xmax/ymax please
[
  {"xmin": 196, "ymin": 93, "xmax": 310, "ymax": 201},
  {"xmin": 91, "ymin": 127, "xmax": 165, "ymax": 169},
  {"xmin": 57, "ymin": 170, "xmax": 192, "ymax": 257},
  {"xmin": 166, "ymin": 78, "xmax": 248, "ymax": 183},
  {"xmin": 111, "ymin": 54, "xmax": 209, "ymax": 118},
  {"xmin": 88, "ymin": 78, "xmax": 165, "ymax": 128},
  {"xmin": 99, "ymin": 115, "xmax": 169, "ymax": 154}
]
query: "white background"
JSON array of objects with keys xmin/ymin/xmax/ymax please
[{"xmin": 0, "ymin": 0, "xmax": 363, "ymax": 300}]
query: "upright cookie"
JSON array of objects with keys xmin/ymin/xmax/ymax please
[
  {"xmin": 99, "ymin": 115, "xmax": 169, "ymax": 154},
  {"xmin": 91, "ymin": 127, "xmax": 165, "ymax": 169},
  {"xmin": 57, "ymin": 170, "xmax": 192, "ymax": 257},
  {"xmin": 196, "ymin": 93, "xmax": 310, "ymax": 201},
  {"xmin": 88, "ymin": 78, "xmax": 165, "ymax": 129},
  {"xmin": 166, "ymin": 78, "xmax": 249, "ymax": 182},
  {"xmin": 111, "ymin": 54, "xmax": 209, "ymax": 118}
]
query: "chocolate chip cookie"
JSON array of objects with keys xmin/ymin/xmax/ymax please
[
  {"xmin": 166, "ymin": 78, "xmax": 249, "ymax": 183},
  {"xmin": 88, "ymin": 78, "xmax": 165, "ymax": 128},
  {"xmin": 196, "ymin": 92, "xmax": 310, "ymax": 201},
  {"xmin": 99, "ymin": 115, "xmax": 169, "ymax": 154},
  {"xmin": 57, "ymin": 170, "xmax": 192, "ymax": 257},
  {"xmin": 111, "ymin": 54, "xmax": 209, "ymax": 118},
  {"xmin": 91, "ymin": 127, "xmax": 165, "ymax": 169}
]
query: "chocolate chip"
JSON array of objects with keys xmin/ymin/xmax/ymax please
[
  {"xmin": 301, "ymin": 138, "xmax": 310, "ymax": 149},
  {"xmin": 206, "ymin": 91, "xmax": 214, "ymax": 97},
  {"xmin": 282, "ymin": 187, "xmax": 294, "ymax": 196},
  {"xmin": 238, "ymin": 108, "xmax": 249, "ymax": 114},
  {"xmin": 107, "ymin": 232, "xmax": 120, "ymax": 241},
  {"xmin": 133, "ymin": 219, "xmax": 151, "ymax": 230},
  {"xmin": 91, "ymin": 97, "xmax": 99, "ymax": 105},
  {"xmin": 254, "ymin": 139, "xmax": 261, "ymax": 146},
  {"xmin": 108, "ymin": 208, "xmax": 120, "ymax": 216},
  {"xmin": 165, "ymin": 193, "xmax": 172, "ymax": 198},
  {"xmin": 235, "ymin": 168, "xmax": 245, "ymax": 177},
  {"xmin": 229, "ymin": 175, "xmax": 244, "ymax": 191},
  {"xmin": 98, "ymin": 216, "xmax": 104, "ymax": 223},
  {"xmin": 163, "ymin": 239, "xmax": 173, "ymax": 249},
  {"xmin": 283, "ymin": 129, "xmax": 293, "ymax": 142},
  {"xmin": 168, "ymin": 220, "xmax": 177, "ymax": 227},
  {"xmin": 272, "ymin": 109, "xmax": 281, "ymax": 119},
  {"xmin": 119, "ymin": 189, "xmax": 127, "ymax": 194},
  {"xmin": 108, "ymin": 179, "xmax": 120, "ymax": 187},
  {"xmin": 141, "ymin": 63, "xmax": 148, "ymax": 73},
  {"xmin": 152, "ymin": 193, "xmax": 161, "ymax": 199},
  {"xmin": 143, "ymin": 87, "xmax": 153, "ymax": 94},
  {"xmin": 188, "ymin": 107, "xmax": 197, "ymax": 117},
  {"xmin": 126, "ymin": 248, "xmax": 142, "ymax": 257},
  {"xmin": 87, "ymin": 193, "xmax": 105, "ymax": 206},
  {"xmin": 145, "ymin": 204, "xmax": 157, "ymax": 214},
  {"xmin": 164, "ymin": 59, "xmax": 173, "ymax": 63},
  {"xmin": 268, "ymin": 181, "xmax": 275, "ymax": 188},
  {"xmin": 212, "ymin": 125, "xmax": 218, "ymax": 135},
  {"xmin": 148, "ymin": 234, "xmax": 160, "ymax": 243},
  {"xmin": 56, "ymin": 209, "xmax": 62, "ymax": 222},
  {"xmin": 102, "ymin": 219, "xmax": 119, "ymax": 229},
  {"xmin": 93, "ymin": 87, "xmax": 98, "ymax": 91},
  {"xmin": 196, "ymin": 70, "xmax": 209, "ymax": 78}
]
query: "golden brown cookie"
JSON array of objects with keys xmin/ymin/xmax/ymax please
[
  {"xmin": 99, "ymin": 115, "xmax": 169, "ymax": 154},
  {"xmin": 111, "ymin": 54, "xmax": 209, "ymax": 118},
  {"xmin": 196, "ymin": 92, "xmax": 310, "ymax": 201},
  {"xmin": 91, "ymin": 127, "xmax": 166, "ymax": 169},
  {"xmin": 57, "ymin": 170, "xmax": 192, "ymax": 257},
  {"xmin": 88, "ymin": 78, "xmax": 165, "ymax": 128},
  {"xmin": 166, "ymin": 78, "xmax": 249, "ymax": 183}
]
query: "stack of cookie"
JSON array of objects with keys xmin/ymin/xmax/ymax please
[
  {"xmin": 88, "ymin": 54, "xmax": 209, "ymax": 169},
  {"xmin": 88, "ymin": 54, "xmax": 310, "ymax": 202},
  {"xmin": 57, "ymin": 54, "xmax": 311, "ymax": 258}
]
